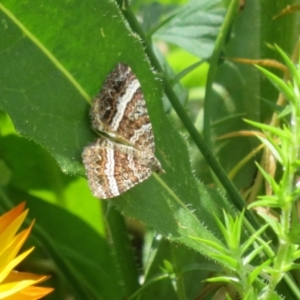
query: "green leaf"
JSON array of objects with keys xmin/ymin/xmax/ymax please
[
  {"xmin": 141, "ymin": 238, "xmax": 213, "ymax": 300},
  {"xmin": 256, "ymin": 210, "xmax": 281, "ymax": 236},
  {"xmin": 255, "ymin": 65, "xmax": 295, "ymax": 104},
  {"xmin": 0, "ymin": 0, "xmax": 230, "ymax": 262},
  {"xmin": 244, "ymin": 119, "xmax": 292, "ymax": 140},
  {"xmin": 248, "ymin": 259, "xmax": 272, "ymax": 284},
  {"xmin": 0, "ymin": 159, "xmax": 12, "ymax": 186},
  {"xmin": 189, "ymin": 236, "xmax": 226, "ymax": 254},
  {"xmin": 287, "ymin": 263, "xmax": 300, "ymax": 271},
  {"xmin": 171, "ymin": 60, "xmax": 207, "ymax": 85},
  {"xmin": 254, "ymin": 163, "xmax": 280, "ymax": 196},
  {"xmin": 255, "ymin": 135, "xmax": 284, "ymax": 164},
  {"xmin": 230, "ymin": 210, "xmax": 243, "ymax": 250},
  {"xmin": 128, "ymin": 273, "xmax": 170, "ymax": 300},
  {"xmin": 277, "ymin": 103, "xmax": 292, "ymax": 119},
  {"xmin": 211, "ymin": 253, "xmax": 239, "ymax": 269},
  {"xmin": 0, "ymin": 134, "xmax": 103, "ymax": 232},
  {"xmin": 292, "ymin": 250, "xmax": 300, "ymax": 260},
  {"xmin": 154, "ymin": 0, "xmax": 224, "ymax": 58},
  {"xmin": 241, "ymin": 224, "xmax": 269, "ymax": 256},
  {"xmin": 243, "ymin": 244, "xmax": 265, "ymax": 266},
  {"xmin": 248, "ymin": 198, "xmax": 281, "ymax": 209},
  {"xmin": 214, "ymin": 213, "xmax": 231, "ymax": 247},
  {"xmin": 200, "ymin": 0, "xmax": 261, "ymax": 195},
  {"xmin": 275, "ymin": 45, "xmax": 300, "ymax": 88},
  {"xmin": 206, "ymin": 276, "xmax": 239, "ymax": 283},
  {"xmin": 0, "ymin": 135, "xmax": 73, "ymax": 192}
]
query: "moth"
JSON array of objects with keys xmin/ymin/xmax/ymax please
[{"xmin": 82, "ymin": 63, "xmax": 163, "ymax": 199}]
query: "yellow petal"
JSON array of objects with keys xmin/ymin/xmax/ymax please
[
  {"xmin": 1, "ymin": 272, "xmax": 53, "ymax": 299},
  {"xmin": 0, "ymin": 248, "xmax": 34, "ymax": 284},
  {"xmin": 0, "ymin": 203, "xmax": 26, "ymax": 235},
  {"xmin": 3, "ymin": 271, "xmax": 50, "ymax": 284},
  {"xmin": 0, "ymin": 221, "xmax": 34, "ymax": 272},
  {"xmin": 0, "ymin": 204, "xmax": 53, "ymax": 299},
  {"xmin": 0, "ymin": 211, "xmax": 28, "ymax": 257},
  {"xmin": 0, "ymin": 286, "xmax": 53, "ymax": 300},
  {"xmin": 0, "ymin": 278, "xmax": 52, "ymax": 299}
]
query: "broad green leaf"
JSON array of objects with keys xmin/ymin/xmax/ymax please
[
  {"xmin": 0, "ymin": 0, "xmax": 228, "ymax": 261},
  {"xmin": 136, "ymin": 2, "xmax": 178, "ymax": 34},
  {"xmin": 0, "ymin": 134, "xmax": 103, "ymax": 233},
  {"xmin": 154, "ymin": 0, "xmax": 224, "ymax": 58},
  {"xmin": 0, "ymin": 135, "xmax": 73, "ymax": 192}
]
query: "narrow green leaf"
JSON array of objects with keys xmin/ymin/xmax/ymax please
[
  {"xmin": 241, "ymin": 224, "xmax": 269, "ymax": 255},
  {"xmin": 256, "ymin": 211, "xmax": 281, "ymax": 236},
  {"xmin": 214, "ymin": 213, "xmax": 231, "ymax": 246},
  {"xmin": 248, "ymin": 259, "xmax": 272, "ymax": 284},
  {"xmin": 254, "ymin": 163, "xmax": 280, "ymax": 195},
  {"xmin": 248, "ymin": 199, "xmax": 282, "ymax": 209},
  {"xmin": 287, "ymin": 263, "xmax": 300, "ymax": 271},
  {"xmin": 230, "ymin": 211, "xmax": 243, "ymax": 250},
  {"xmin": 292, "ymin": 250, "xmax": 300, "ymax": 260},
  {"xmin": 255, "ymin": 65, "xmax": 295, "ymax": 104},
  {"xmin": 245, "ymin": 119, "xmax": 292, "ymax": 140},
  {"xmin": 128, "ymin": 274, "xmax": 170, "ymax": 300},
  {"xmin": 212, "ymin": 254, "xmax": 239, "ymax": 269},
  {"xmin": 255, "ymin": 135, "xmax": 284, "ymax": 164},
  {"xmin": 206, "ymin": 276, "xmax": 239, "ymax": 283},
  {"xmin": 189, "ymin": 236, "xmax": 226, "ymax": 254},
  {"xmin": 275, "ymin": 45, "xmax": 300, "ymax": 88},
  {"xmin": 243, "ymin": 244, "xmax": 265, "ymax": 266},
  {"xmin": 171, "ymin": 60, "xmax": 206, "ymax": 85}
]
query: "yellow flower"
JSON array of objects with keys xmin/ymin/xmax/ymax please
[{"xmin": 0, "ymin": 202, "xmax": 53, "ymax": 299}]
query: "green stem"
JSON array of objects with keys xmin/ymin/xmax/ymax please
[
  {"xmin": 264, "ymin": 242, "xmax": 289, "ymax": 300},
  {"xmin": 203, "ymin": 0, "xmax": 240, "ymax": 146},
  {"xmin": 170, "ymin": 245, "xmax": 187, "ymax": 300},
  {"xmin": 120, "ymin": 1, "xmax": 260, "ymax": 232},
  {"xmin": 263, "ymin": 62, "xmax": 300, "ymax": 299},
  {"xmin": 104, "ymin": 202, "xmax": 140, "ymax": 296},
  {"xmin": 119, "ymin": 4, "xmax": 300, "ymax": 298}
]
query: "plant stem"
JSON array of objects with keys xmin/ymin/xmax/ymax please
[
  {"xmin": 203, "ymin": 0, "xmax": 240, "ymax": 146},
  {"xmin": 263, "ymin": 63, "xmax": 300, "ymax": 300},
  {"xmin": 119, "ymin": 0, "xmax": 260, "ymax": 232}
]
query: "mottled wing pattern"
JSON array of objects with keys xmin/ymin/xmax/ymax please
[
  {"xmin": 90, "ymin": 63, "xmax": 155, "ymax": 152},
  {"xmin": 82, "ymin": 63, "xmax": 164, "ymax": 199},
  {"xmin": 82, "ymin": 138, "xmax": 154, "ymax": 199}
]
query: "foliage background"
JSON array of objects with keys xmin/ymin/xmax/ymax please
[{"xmin": 0, "ymin": 0, "xmax": 299, "ymax": 299}]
